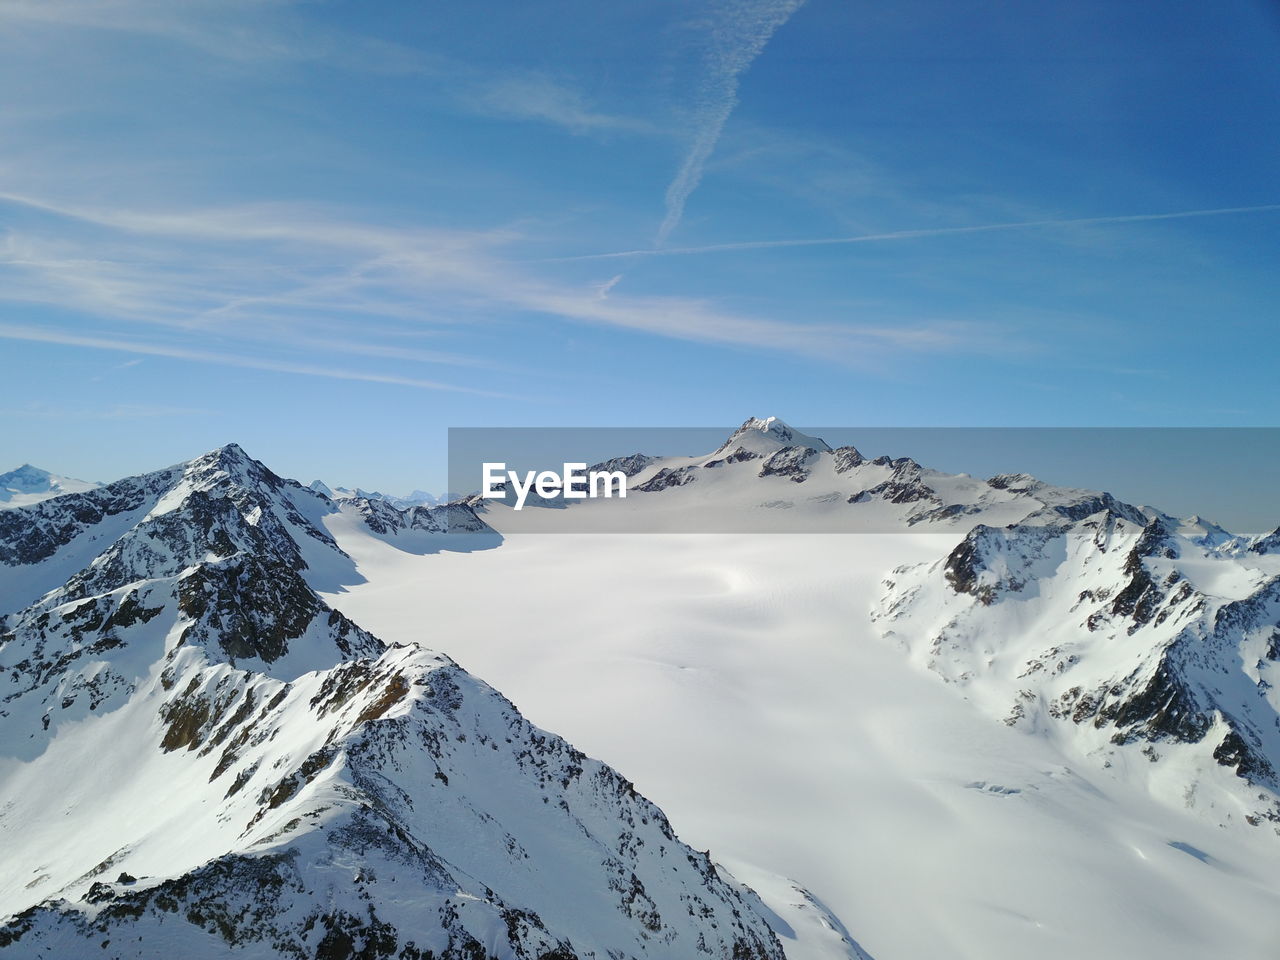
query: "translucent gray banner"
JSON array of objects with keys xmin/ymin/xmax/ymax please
[{"xmin": 447, "ymin": 422, "xmax": 1280, "ymax": 535}]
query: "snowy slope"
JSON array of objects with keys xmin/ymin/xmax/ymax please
[
  {"xmin": 875, "ymin": 506, "xmax": 1280, "ymax": 830},
  {"xmin": 321, "ymin": 418, "xmax": 1280, "ymax": 960},
  {"xmin": 0, "ymin": 464, "xmax": 99, "ymax": 510},
  {"xmin": 0, "ymin": 445, "xmax": 785, "ymax": 960}
]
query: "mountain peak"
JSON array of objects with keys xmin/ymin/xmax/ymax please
[
  {"xmin": 208, "ymin": 441, "xmax": 252, "ymax": 462},
  {"xmin": 184, "ymin": 443, "xmax": 273, "ymax": 484},
  {"xmin": 716, "ymin": 416, "xmax": 833, "ymax": 456},
  {"xmin": 0, "ymin": 463, "xmax": 99, "ymax": 507},
  {"xmin": 1, "ymin": 463, "xmax": 50, "ymax": 480}
]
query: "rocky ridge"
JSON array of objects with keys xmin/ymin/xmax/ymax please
[{"xmin": 0, "ymin": 444, "xmax": 784, "ymax": 960}]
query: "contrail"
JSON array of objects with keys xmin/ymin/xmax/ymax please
[
  {"xmin": 555, "ymin": 203, "xmax": 1280, "ymax": 263},
  {"xmin": 655, "ymin": 0, "xmax": 807, "ymax": 247}
]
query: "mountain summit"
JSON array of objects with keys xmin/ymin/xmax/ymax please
[
  {"xmin": 0, "ymin": 445, "xmax": 784, "ymax": 960},
  {"xmin": 0, "ymin": 463, "xmax": 98, "ymax": 509},
  {"xmin": 713, "ymin": 416, "xmax": 834, "ymax": 456}
]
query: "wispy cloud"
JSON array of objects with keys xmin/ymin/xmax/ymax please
[
  {"xmin": 595, "ymin": 274, "xmax": 624, "ymax": 300},
  {"xmin": 551, "ymin": 203, "xmax": 1280, "ymax": 262},
  {"xmin": 0, "ymin": 322, "xmax": 512, "ymax": 397},
  {"xmin": 486, "ymin": 275, "xmax": 1006, "ymax": 358},
  {"xmin": 655, "ymin": 0, "xmax": 807, "ymax": 246},
  {"xmin": 0, "ymin": 400, "xmax": 213, "ymax": 420},
  {"xmin": 0, "ymin": 192, "xmax": 1008, "ymax": 376},
  {"xmin": 466, "ymin": 72, "xmax": 653, "ymax": 136},
  {"xmin": 1, "ymin": 2, "xmax": 652, "ymax": 137},
  {"xmin": 0, "ymin": 0, "xmax": 428, "ymax": 72}
]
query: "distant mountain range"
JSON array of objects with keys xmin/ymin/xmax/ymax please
[{"xmin": 308, "ymin": 480, "xmax": 459, "ymax": 509}]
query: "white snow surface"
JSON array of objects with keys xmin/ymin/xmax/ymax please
[
  {"xmin": 0, "ymin": 464, "xmax": 99, "ymax": 509},
  {"xmin": 318, "ymin": 525, "xmax": 1280, "ymax": 960}
]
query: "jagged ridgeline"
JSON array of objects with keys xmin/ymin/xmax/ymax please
[
  {"xmin": 877, "ymin": 496, "xmax": 1280, "ymax": 831},
  {"xmin": 0, "ymin": 445, "xmax": 784, "ymax": 960}
]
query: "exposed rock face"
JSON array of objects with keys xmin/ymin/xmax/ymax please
[
  {"xmin": 349, "ymin": 497, "xmax": 493, "ymax": 537},
  {"xmin": 632, "ymin": 466, "xmax": 698, "ymax": 493},
  {"xmin": 0, "ymin": 444, "xmax": 386, "ymax": 747},
  {"xmin": 0, "ymin": 466, "xmax": 177, "ymax": 567},
  {"xmin": 878, "ymin": 502, "xmax": 1280, "ymax": 831},
  {"xmin": 587, "ymin": 454, "xmax": 654, "ymax": 478},
  {"xmin": 830, "ymin": 446, "xmax": 864, "ymax": 474},
  {"xmin": 758, "ymin": 446, "xmax": 820, "ymax": 483},
  {"xmin": 1251, "ymin": 526, "xmax": 1280, "ymax": 555},
  {"xmin": 848, "ymin": 458, "xmax": 938, "ymax": 509},
  {"xmin": 0, "ymin": 445, "xmax": 784, "ymax": 960},
  {"xmin": 1, "ymin": 645, "xmax": 783, "ymax": 960}
]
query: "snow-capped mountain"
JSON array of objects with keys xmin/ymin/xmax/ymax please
[
  {"xmin": 0, "ymin": 464, "xmax": 99, "ymax": 510},
  {"xmin": 875, "ymin": 497, "xmax": 1280, "ymax": 831},
  {"xmin": 0, "ymin": 445, "xmax": 785, "ymax": 959},
  {"xmin": 309, "ymin": 480, "xmax": 456, "ymax": 509},
  {"xmin": 471, "ymin": 416, "xmax": 1174, "ymax": 534}
]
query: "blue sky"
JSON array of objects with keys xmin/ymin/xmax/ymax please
[{"xmin": 1, "ymin": 0, "xmax": 1278, "ymax": 496}]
